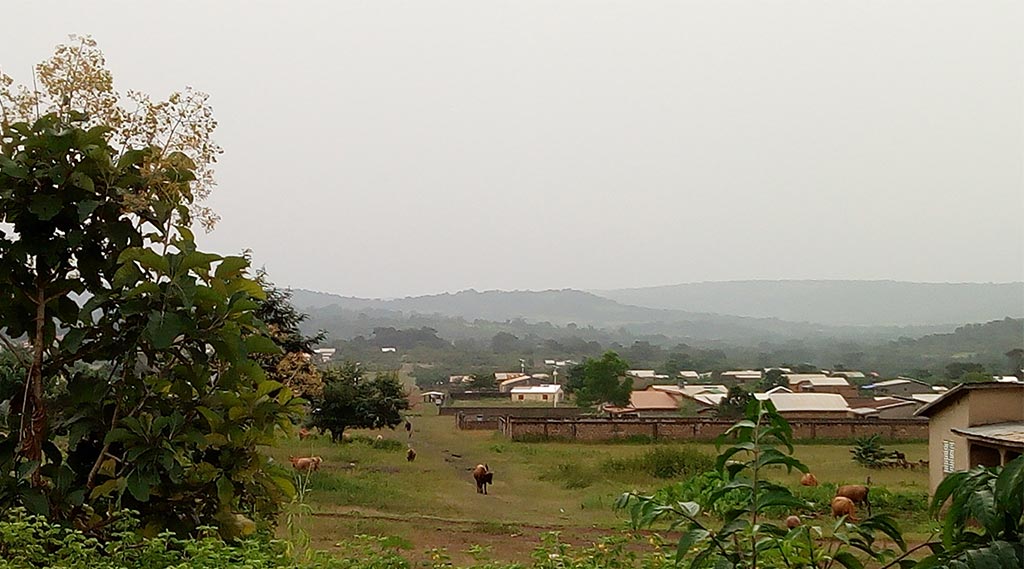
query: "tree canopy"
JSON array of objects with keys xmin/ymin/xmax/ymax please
[
  {"xmin": 307, "ymin": 363, "xmax": 410, "ymax": 441},
  {"xmin": 567, "ymin": 351, "xmax": 632, "ymax": 408},
  {"xmin": 0, "ymin": 112, "xmax": 299, "ymax": 535}
]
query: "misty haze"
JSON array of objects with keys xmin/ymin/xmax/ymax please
[{"xmin": 1, "ymin": 2, "xmax": 1022, "ymax": 568}]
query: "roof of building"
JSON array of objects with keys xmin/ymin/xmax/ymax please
[
  {"xmin": 499, "ymin": 375, "xmax": 532, "ymax": 387},
  {"xmin": 764, "ymin": 386, "xmax": 793, "ymax": 395},
  {"xmin": 784, "ymin": 374, "xmax": 831, "ymax": 384},
  {"xmin": 908, "ymin": 393, "xmax": 942, "ymax": 404},
  {"xmin": 678, "ymin": 371, "xmax": 701, "ymax": 378},
  {"xmin": 495, "ymin": 372, "xmax": 525, "ymax": 381},
  {"xmin": 915, "ymin": 382, "xmax": 1024, "ymax": 417},
  {"xmin": 627, "ymin": 390, "xmax": 683, "ymax": 410},
  {"xmin": 753, "ymin": 392, "xmax": 850, "ymax": 412},
  {"xmin": 421, "ymin": 391, "xmax": 445, "ymax": 397},
  {"xmin": 831, "ymin": 371, "xmax": 866, "ymax": 378},
  {"xmin": 792, "ymin": 377, "xmax": 851, "ymax": 387},
  {"xmin": 626, "ymin": 368, "xmax": 659, "ymax": 378},
  {"xmin": 648, "ymin": 384, "xmax": 727, "ymax": 406},
  {"xmin": 510, "ymin": 384, "xmax": 563, "ymax": 394},
  {"xmin": 951, "ymin": 422, "xmax": 1024, "ymax": 449}
]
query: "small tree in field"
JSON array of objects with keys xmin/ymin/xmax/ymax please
[
  {"xmin": 307, "ymin": 364, "xmax": 410, "ymax": 441},
  {"xmin": 717, "ymin": 386, "xmax": 754, "ymax": 419},
  {"xmin": 568, "ymin": 351, "xmax": 632, "ymax": 408}
]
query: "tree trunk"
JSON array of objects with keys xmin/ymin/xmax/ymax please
[{"xmin": 20, "ymin": 285, "xmax": 47, "ymax": 486}]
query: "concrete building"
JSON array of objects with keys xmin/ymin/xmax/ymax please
[
  {"xmin": 915, "ymin": 382, "xmax": 1024, "ymax": 494},
  {"xmin": 312, "ymin": 348, "xmax": 336, "ymax": 363},
  {"xmin": 510, "ymin": 384, "xmax": 564, "ymax": 405}
]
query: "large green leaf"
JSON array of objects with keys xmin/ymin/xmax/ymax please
[
  {"xmin": 144, "ymin": 311, "xmax": 187, "ymax": 350},
  {"xmin": 28, "ymin": 194, "xmax": 63, "ymax": 220}
]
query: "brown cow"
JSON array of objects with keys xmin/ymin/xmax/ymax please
[
  {"xmin": 785, "ymin": 515, "xmax": 802, "ymax": 529},
  {"xmin": 472, "ymin": 464, "xmax": 493, "ymax": 495},
  {"xmin": 298, "ymin": 427, "xmax": 311, "ymax": 440},
  {"xmin": 831, "ymin": 496, "xmax": 856, "ymax": 521},
  {"xmin": 800, "ymin": 473, "xmax": 819, "ymax": 487},
  {"xmin": 289, "ymin": 456, "xmax": 323, "ymax": 472},
  {"xmin": 406, "ymin": 447, "xmax": 417, "ymax": 462},
  {"xmin": 836, "ymin": 485, "xmax": 871, "ymax": 516}
]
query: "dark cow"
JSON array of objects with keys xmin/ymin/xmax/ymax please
[{"xmin": 472, "ymin": 464, "xmax": 493, "ymax": 494}]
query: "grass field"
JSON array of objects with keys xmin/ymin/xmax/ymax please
[{"xmin": 267, "ymin": 409, "xmax": 932, "ymax": 564}]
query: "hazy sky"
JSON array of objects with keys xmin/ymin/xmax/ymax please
[{"xmin": 3, "ymin": 2, "xmax": 1022, "ymax": 298}]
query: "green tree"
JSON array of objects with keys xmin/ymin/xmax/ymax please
[
  {"xmin": 1006, "ymin": 348, "xmax": 1024, "ymax": 377},
  {"xmin": 307, "ymin": 364, "xmax": 410, "ymax": 441},
  {"xmin": 717, "ymin": 386, "xmax": 754, "ymax": 419},
  {"xmin": 572, "ymin": 351, "xmax": 632, "ymax": 408},
  {"xmin": 469, "ymin": 372, "xmax": 496, "ymax": 389},
  {"xmin": 946, "ymin": 362, "xmax": 986, "ymax": 380},
  {"xmin": 758, "ymin": 369, "xmax": 786, "ymax": 391},
  {"xmin": 254, "ymin": 283, "xmax": 326, "ymax": 398},
  {"xmin": 0, "ymin": 113, "xmax": 301, "ymax": 535}
]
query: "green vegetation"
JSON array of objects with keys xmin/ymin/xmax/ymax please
[
  {"xmin": 307, "ymin": 364, "xmax": 410, "ymax": 441},
  {"xmin": 565, "ymin": 351, "xmax": 632, "ymax": 407}
]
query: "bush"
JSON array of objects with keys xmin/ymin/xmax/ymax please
[
  {"xmin": 347, "ymin": 435, "xmax": 405, "ymax": 452},
  {"xmin": 602, "ymin": 446, "xmax": 714, "ymax": 479},
  {"xmin": 540, "ymin": 463, "xmax": 597, "ymax": 489}
]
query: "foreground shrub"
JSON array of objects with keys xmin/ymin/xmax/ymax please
[{"xmin": 603, "ymin": 446, "xmax": 714, "ymax": 479}]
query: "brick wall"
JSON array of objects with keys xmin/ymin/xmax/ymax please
[
  {"xmin": 499, "ymin": 417, "xmax": 927, "ymax": 442},
  {"xmin": 442, "ymin": 406, "xmax": 583, "ymax": 418}
]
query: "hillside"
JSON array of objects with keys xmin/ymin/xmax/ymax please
[
  {"xmin": 595, "ymin": 280, "xmax": 1024, "ymax": 326},
  {"xmin": 288, "ymin": 288, "xmax": 949, "ymax": 344}
]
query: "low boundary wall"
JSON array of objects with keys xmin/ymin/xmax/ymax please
[
  {"xmin": 441, "ymin": 406, "xmax": 583, "ymax": 418},
  {"xmin": 498, "ymin": 417, "xmax": 928, "ymax": 442}
]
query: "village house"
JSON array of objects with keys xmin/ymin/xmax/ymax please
[
  {"xmin": 648, "ymin": 384, "xmax": 728, "ymax": 407},
  {"xmin": 498, "ymin": 374, "xmax": 545, "ymax": 393},
  {"xmin": 721, "ymin": 370, "xmax": 762, "ymax": 382},
  {"xmin": 753, "ymin": 392, "xmax": 851, "ymax": 419},
  {"xmin": 864, "ymin": 378, "xmax": 937, "ymax": 397},
  {"xmin": 510, "ymin": 384, "xmax": 564, "ymax": 405},
  {"xmin": 604, "ymin": 390, "xmax": 685, "ymax": 418},
  {"xmin": 312, "ymin": 348, "xmax": 336, "ymax": 363},
  {"xmin": 846, "ymin": 396, "xmax": 921, "ymax": 419},
  {"xmin": 830, "ymin": 370, "xmax": 866, "ymax": 380},
  {"xmin": 787, "ymin": 375, "xmax": 858, "ymax": 398},
  {"xmin": 420, "ymin": 391, "xmax": 446, "ymax": 406},
  {"xmin": 678, "ymin": 371, "xmax": 701, "ymax": 382},
  {"xmin": 915, "ymin": 382, "xmax": 1024, "ymax": 494}
]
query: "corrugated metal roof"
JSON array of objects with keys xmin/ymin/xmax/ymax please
[
  {"xmin": 952, "ymin": 422, "xmax": 1024, "ymax": 448},
  {"xmin": 628, "ymin": 390, "xmax": 682, "ymax": 410},
  {"xmin": 753, "ymin": 393, "xmax": 850, "ymax": 412},
  {"xmin": 510, "ymin": 384, "xmax": 563, "ymax": 394}
]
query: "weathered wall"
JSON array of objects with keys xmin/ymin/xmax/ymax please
[
  {"xmin": 442, "ymin": 406, "xmax": 583, "ymax": 418},
  {"xmin": 499, "ymin": 417, "xmax": 928, "ymax": 442}
]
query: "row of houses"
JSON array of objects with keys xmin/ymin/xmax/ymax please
[{"xmin": 603, "ymin": 371, "xmax": 953, "ymax": 420}]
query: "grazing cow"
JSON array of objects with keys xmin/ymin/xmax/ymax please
[
  {"xmin": 472, "ymin": 464, "xmax": 493, "ymax": 495},
  {"xmin": 785, "ymin": 515, "xmax": 802, "ymax": 529},
  {"xmin": 298, "ymin": 427, "xmax": 311, "ymax": 440},
  {"xmin": 800, "ymin": 473, "xmax": 819, "ymax": 487},
  {"xmin": 831, "ymin": 496, "xmax": 856, "ymax": 521},
  {"xmin": 836, "ymin": 485, "xmax": 871, "ymax": 516},
  {"xmin": 406, "ymin": 447, "xmax": 417, "ymax": 462},
  {"xmin": 342, "ymin": 432, "xmax": 352, "ymax": 442},
  {"xmin": 375, "ymin": 434, "xmax": 384, "ymax": 442},
  {"xmin": 290, "ymin": 456, "xmax": 323, "ymax": 472},
  {"xmin": 405, "ymin": 420, "xmax": 412, "ymax": 438}
]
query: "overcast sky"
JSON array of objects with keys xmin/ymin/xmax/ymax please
[{"xmin": 3, "ymin": 2, "xmax": 1022, "ymax": 298}]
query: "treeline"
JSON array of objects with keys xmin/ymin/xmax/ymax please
[{"xmin": 308, "ymin": 316, "xmax": 1024, "ymax": 383}]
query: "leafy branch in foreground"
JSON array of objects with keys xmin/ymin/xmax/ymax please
[{"xmin": 617, "ymin": 399, "xmax": 907, "ymax": 568}]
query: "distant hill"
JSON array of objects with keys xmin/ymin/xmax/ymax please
[
  {"xmin": 288, "ymin": 287, "xmax": 948, "ymax": 344},
  {"xmin": 594, "ymin": 280, "xmax": 1024, "ymax": 326}
]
